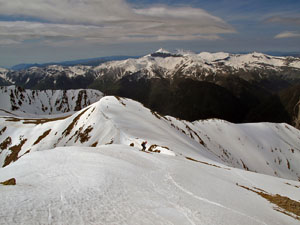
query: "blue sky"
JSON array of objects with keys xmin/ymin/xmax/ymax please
[{"xmin": 0, "ymin": 0, "xmax": 299, "ymax": 68}]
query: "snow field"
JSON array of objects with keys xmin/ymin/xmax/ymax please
[
  {"xmin": 0, "ymin": 95, "xmax": 300, "ymax": 224},
  {"xmin": 0, "ymin": 146, "xmax": 299, "ymax": 225}
]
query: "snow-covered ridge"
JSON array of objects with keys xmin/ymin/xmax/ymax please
[
  {"xmin": 95, "ymin": 50, "xmax": 300, "ymax": 71},
  {"xmin": 23, "ymin": 64, "xmax": 92, "ymax": 78},
  {"xmin": 1, "ymin": 96, "xmax": 300, "ymax": 225},
  {"xmin": 1, "ymin": 96, "xmax": 299, "ymax": 181},
  {"xmin": 3, "ymin": 50, "xmax": 300, "ymax": 86},
  {"xmin": 93, "ymin": 50, "xmax": 300, "ymax": 80},
  {"xmin": 0, "ymin": 86, "xmax": 103, "ymax": 116}
]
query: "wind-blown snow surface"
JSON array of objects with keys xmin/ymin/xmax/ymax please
[
  {"xmin": 0, "ymin": 146, "xmax": 299, "ymax": 225},
  {"xmin": 0, "ymin": 86, "xmax": 103, "ymax": 116},
  {"xmin": 0, "ymin": 96, "xmax": 300, "ymax": 224}
]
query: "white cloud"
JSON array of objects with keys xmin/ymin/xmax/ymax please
[
  {"xmin": 0, "ymin": 20, "xmax": 223, "ymax": 46},
  {"xmin": 134, "ymin": 7, "xmax": 233, "ymax": 34},
  {"xmin": 275, "ymin": 31, "xmax": 300, "ymax": 39},
  {"xmin": 0, "ymin": 0, "xmax": 135, "ymax": 25},
  {"xmin": 0, "ymin": 0, "xmax": 235, "ymax": 45},
  {"xmin": 265, "ymin": 16, "xmax": 300, "ymax": 25},
  {"xmin": 0, "ymin": 39, "xmax": 21, "ymax": 46}
]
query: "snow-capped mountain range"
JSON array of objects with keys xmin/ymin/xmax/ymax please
[
  {"xmin": 1, "ymin": 49, "xmax": 300, "ymax": 88},
  {"xmin": 94, "ymin": 49, "xmax": 300, "ymax": 80},
  {"xmin": 0, "ymin": 95, "xmax": 300, "ymax": 224}
]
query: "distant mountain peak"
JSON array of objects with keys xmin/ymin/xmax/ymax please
[
  {"xmin": 155, "ymin": 48, "xmax": 171, "ymax": 54},
  {"xmin": 151, "ymin": 48, "xmax": 182, "ymax": 58}
]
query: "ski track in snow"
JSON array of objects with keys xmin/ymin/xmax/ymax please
[
  {"xmin": 0, "ymin": 147, "xmax": 299, "ymax": 224},
  {"xmin": 166, "ymin": 173, "xmax": 269, "ymax": 225}
]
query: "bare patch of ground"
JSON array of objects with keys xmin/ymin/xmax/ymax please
[
  {"xmin": 75, "ymin": 125, "xmax": 93, "ymax": 143},
  {"xmin": 4, "ymin": 115, "xmax": 71, "ymax": 125},
  {"xmin": 240, "ymin": 159, "xmax": 249, "ymax": 171},
  {"xmin": 186, "ymin": 156, "xmax": 230, "ymax": 170},
  {"xmin": 0, "ymin": 126, "xmax": 7, "ymax": 135},
  {"xmin": 237, "ymin": 184, "xmax": 300, "ymax": 221},
  {"xmin": 115, "ymin": 96, "xmax": 126, "ymax": 106},
  {"xmin": 148, "ymin": 144, "xmax": 162, "ymax": 153},
  {"xmin": 0, "ymin": 137, "xmax": 12, "ymax": 150},
  {"xmin": 285, "ymin": 183, "xmax": 300, "ymax": 189},
  {"xmin": 287, "ymin": 159, "xmax": 291, "ymax": 170},
  {"xmin": 91, "ymin": 141, "xmax": 98, "ymax": 147},
  {"xmin": 0, "ymin": 178, "xmax": 16, "ymax": 186},
  {"xmin": 151, "ymin": 110, "xmax": 162, "ymax": 120},
  {"xmin": 62, "ymin": 108, "xmax": 90, "ymax": 137},
  {"xmin": 74, "ymin": 90, "xmax": 89, "ymax": 111},
  {"xmin": 4, "ymin": 138, "xmax": 27, "ymax": 167},
  {"xmin": 105, "ymin": 139, "xmax": 114, "ymax": 145},
  {"xmin": 33, "ymin": 129, "xmax": 51, "ymax": 145}
]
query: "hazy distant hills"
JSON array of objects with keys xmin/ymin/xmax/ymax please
[
  {"xmin": 1, "ymin": 49, "xmax": 300, "ymax": 128},
  {"xmin": 10, "ymin": 55, "xmax": 139, "ymax": 71}
]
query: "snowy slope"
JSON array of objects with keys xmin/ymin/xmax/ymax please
[
  {"xmin": 0, "ymin": 96, "xmax": 299, "ymax": 181},
  {"xmin": 0, "ymin": 86, "xmax": 103, "ymax": 116},
  {"xmin": 0, "ymin": 145, "xmax": 300, "ymax": 225},
  {"xmin": 1, "ymin": 96, "xmax": 300, "ymax": 224}
]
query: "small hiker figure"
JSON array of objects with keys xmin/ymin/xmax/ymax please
[{"xmin": 141, "ymin": 141, "xmax": 147, "ymax": 151}]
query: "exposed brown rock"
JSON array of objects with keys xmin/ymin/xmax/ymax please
[
  {"xmin": 0, "ymin": 137, "xmax": 12, "ymax": 150},
  {"xmin": 75, "ymin": 90, "xmax": 90, "ymax": 111},
  {"xmin": 0, "ymin": 178, "xmax": 16, "ymax": 186},
  {"xmin": 285, "ymin": 183, "xmax": 300, "ymax": 188},
  {"xmin": 0, "ymin": 126, "xmax": 7, "ymax": 135},
  {"xmin": 115, "ymin": 96, "xmax": 126, "ymax": 106},
  {"xmin": 237, "ymin": 184, "xmax": 300, "ymax": 221},
  {"xmin": 33, "ymin": 129, "xmax": 51, "ymax": 145},
  {"xmin": 186, "ymin": 156, "xmax": 230, "ymax": 170},
  {"xmin": 3, "ymin": 138, "xmax": 27, "ymax": 167},
  {"xmin": 91, "ymin": 142, "xmax": 98, "ymax": 147},
  {"xmin": 241, "ymin": 159, "xmax": 249, "ymax": 171},
  {"xmin": 4, "ymin": 115, "xmax": 70, "ymax": 125},
  {"xmin": 75, "ymin": 126, "xmax": 93, "ymax": 143},
  {"xmin": 62, "ymin": 108, "xmax": 90, "ymax": 137},
  {"xmin": 287, "ymin": 159, "xmax": 291, "ymax": 170}
]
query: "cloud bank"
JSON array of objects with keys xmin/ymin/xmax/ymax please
[
  {"xmin": 265, "ymin": 16, "xmax": 300, "ymax": 25},
  {"xmin": 275, "ymin": 31, "xmax": 300, "ymax": 39},
  {"xmin": 0, "ymin": 0, "xmax": 235, "ymax": 45}
]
